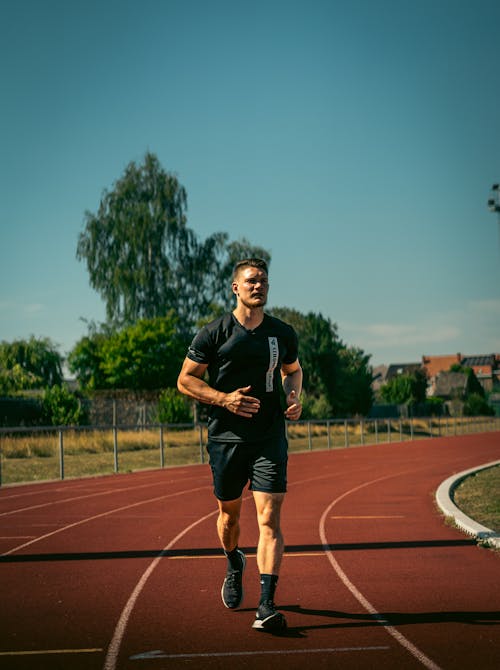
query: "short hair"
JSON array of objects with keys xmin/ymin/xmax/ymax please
[{"xmin": 232, "ymin": 258, "xmax": 269, "ymax": 281}]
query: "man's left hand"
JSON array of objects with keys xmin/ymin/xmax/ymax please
[{"xmin": 284, "ymin": 390, "xmax": 302, "ymax": 421}]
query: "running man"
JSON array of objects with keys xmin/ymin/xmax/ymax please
[{"xmin": 177, "ymin": 258, "xmax": 302, "ymax": 631}]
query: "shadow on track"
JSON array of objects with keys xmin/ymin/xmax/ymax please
[
  {"xmin": 0, "ymin": 539, "xmax": 477, "ymax": 563},
  {"xmin": 235, "ymin": 605, "xmax": 500, "ymax": 638}
]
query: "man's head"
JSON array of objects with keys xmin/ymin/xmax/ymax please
[
  {"xmin": 232, "ymin": 258, "xmax": 269, "ymax": 309},
  {"xmin": 232, "ymin": 258, "xmax": 269, "ymax": 282}
]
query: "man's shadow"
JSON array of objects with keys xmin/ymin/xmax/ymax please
[{"xmin": 238, "ymin": 605, "xmax": 500, "ymax": 638}]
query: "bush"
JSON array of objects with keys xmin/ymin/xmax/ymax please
[
  {"xmin": 300, "ymin": 391, "xmax": 331, "ymax": 420},
  {"xmin": 41, "ymin": 386, "xmax": 89, "ymax": 426},
  {"xmin": 463, "ymin": 393, "xmax": 495, "ymax": 417},
  {"xmin": 157, "ymin": 388, "xmax": 193, "ymax": 424}
]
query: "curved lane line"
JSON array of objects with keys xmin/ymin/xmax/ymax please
[
  {"xmin": 103, "ymin": 507, "xmax": 220, "ymax": 670},
  {"xmin": 102, "ymin": 473, "xmax": 339, "ymax": 670},
  {"xmin": 319, "ymin": 473, "xmax": 442, "ymax": 670}
]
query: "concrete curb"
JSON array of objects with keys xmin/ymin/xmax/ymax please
[{"xmin": 435, "ymin": 460, "xmax": 500, "ymax": 549}]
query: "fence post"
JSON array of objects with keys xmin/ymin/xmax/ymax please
[
  {"xmin": 344, "ymin": 420, "xmax": 349, "ymax": 448},
  {"xmin": 159, "ymin": 425, "xmax": 165, "ymax": 468},
  {"xmin": 374, "ymin": 419, "xmax": 378, "ymax": 444},
  {"xmin": 327, "ymin": 420, "xmax": 331, "ymax": 449},
  {"xmin": 399, "ymin": 419, "xmax": 403, "ymax": 442},
  {"xmin": 307, "ymin": 422, "xmax": 312, "ymax": 450},
  {"xmin": 59, "ymin": 429, "xmax": 65, "ymax": 480},
  {"xmin": 198, "ymin": 424, "xmax": 204, "ymax": 464},
  {"xmin": 113, "ymin": 426, "xmax": 119, "ymax": 473},
  {"xmin": 387, "ymin": 419, "xmax": 391, "ymax": 443},
  {"xmin": 410, "ymin": 417, "xmax": 414, "ymax": 441},
  {"xmin": 360, "ymin": 420, "xmax": 364, "ymax": 445}
]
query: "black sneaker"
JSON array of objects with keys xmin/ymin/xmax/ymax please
[
  {"xmin": 221, "ymin": 549, "xmax": 246, "ymax": 609},
  {"xmin": 252, "ymin": 600, "xmax": 287, "ymax": 631}
]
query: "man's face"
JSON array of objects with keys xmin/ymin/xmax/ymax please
[{"xmin": 232, "ymin": 266, "xmax": 269, "ymax": 309}]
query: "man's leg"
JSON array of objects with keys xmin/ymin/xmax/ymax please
[
  {"xmin": 253, "ymin": 491, "xmax": 285, "ymax": 574},
  {"xmin": 252, "ymin": 491, "xmax": 287, "ymax": 630},
  {"xmin": 217, "ymin": 497, "xmax": 246, "ymax": 609},
  {"xmin": 216, "ymin": 496, "xmax": 242, "ymax": 552}
]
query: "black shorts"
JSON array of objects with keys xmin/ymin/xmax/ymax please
[{"xmin": 206, "ymin": 433, "xmax": 288, "ymax": 501}]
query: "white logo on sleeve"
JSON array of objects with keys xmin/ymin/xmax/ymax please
[{"xmin": 266, "ymin": 337, "xmax": 279, "ymax": 392}]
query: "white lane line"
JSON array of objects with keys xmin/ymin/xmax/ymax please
[
  {"xmin": 0, "ymin": 648, "xmax": 102, "ymax": 656},
  {"xmin": 103, "ymin": 507, "xmax": 220, "ymax": 670},
  {"xmin": 102, "ymin": 472, "xmax": 383, "ymax": 670},
  {"xmin": 129, "ymin": 646, "xmax": 390, "ymax": 660},
  {"xmin": 0, "ymin": 485, "xmax": 212, "ymax": 557},
  {"xmin": 319, "ymin": 472, "xmax": 442, "ymax": 670},
  {"xmin": 0, "ymin": 476, "xmax": 202, "ymax": 518}
]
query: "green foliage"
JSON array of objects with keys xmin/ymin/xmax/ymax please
[
  {"xmin": 269, "ymin": 308, "xmax": 373, "ymax": 417},
  {"xmin": 157, "ymin": 388, "xmax": 193, "ymax": 424},
  {"xmin": 463, "ymin": 393, "xmax": 495, "ymax": 417},
  {"xmin": 300, "ymin": 391, "xmax": 331, "ymax": 420},
  {"xmin": 425, "ymin": 397, "xmax": 445, "ymax": 416},
  {"xmin": 380, "ymin": 369, "xmax": 427, "ymax": 406},
  {"xmin": 68, "ymin": 314, "xmax": 187, "ymax": 391},
  {"xmin": 0, "ymin": 337, "xmax": 63, "ymax": 393},
  {"xmin": 41, "ymin": 385, "xmax": 89, "ymax": 426},
  {"xmin": 76, "ymin": 152, "xmax": 269, "ymax": 334},
  {"xmin": 449, "ymin": 364, "xmax": 485, "ymax": 398}
]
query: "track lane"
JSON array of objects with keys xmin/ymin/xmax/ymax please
[{"xmin": 0, "ymin": 433, "xmax": 499, "ymax": 669}]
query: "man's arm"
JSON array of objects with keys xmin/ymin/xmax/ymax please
[
  {"xmin": 281, "ymin": 359, "xmax": 303, "ymax": 421},
  {"xmin": 177, "ymin": 357, "xmax": 261, "ymax": 418}
]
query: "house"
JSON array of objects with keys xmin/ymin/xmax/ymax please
[
  {"xmin": 385, "ymin": 362, "xmax": 422, "ymax": 381},
  {"xmin": 460, "ymin": 354, "xmax": 499, "ymax": 392},
  {"xmin": 432, "ymin": 371, "xmax": 468, "ymax": 399},
  {"xmin": 422, "ymin": 354, "xmax": 461, "ymax": 380},
  {"xmin": 422, "ymin": 352, "xmax": 500, "ymax": 394}
]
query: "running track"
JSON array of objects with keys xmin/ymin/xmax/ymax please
[{"xmin": 1, "ymin": 433, "xmax": 499, "ymax": 670}]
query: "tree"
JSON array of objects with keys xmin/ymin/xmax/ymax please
[
  {"xmin": 68, "ymin": 314, "xmax": 187, "ymax": 390},
  {"xmin": 380, "ymin": 369, "xmax": 427, "ymax": 406},
  {"xmin": 268, "ymin": 308, "xmax": 373, "ymax": 417},
  {"xmin": 0, "ymin": 337, "xmax": 63, "ymax": 394},
  {"xmin": 77, "ymin": 153, "xmax": 269, "ymax": 334}
]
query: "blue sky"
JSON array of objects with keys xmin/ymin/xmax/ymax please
[{"xmin": 1, "ymin": 0, "xmax": 500, "ymax": 369}]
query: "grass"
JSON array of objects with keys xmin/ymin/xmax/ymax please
[
  {"xmin": 0, "ymin": 416, "xmax": 498, "ymax": 486},
  {"xmin": 453, "ymin": 465, "xmax": 500, "ymax": 533}
]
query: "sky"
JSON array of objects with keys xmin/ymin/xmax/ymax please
[{"xmin": 1, "ymin": 0, "xmax": 500, "ymax": 370}]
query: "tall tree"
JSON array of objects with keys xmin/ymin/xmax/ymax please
[
  {"xmin": 76, "ymin": 152, "xmax": 228, "ymax": 332},
  {"xmin": 269, "ymin": 308, "xmax": 373, "ymax": 417}
]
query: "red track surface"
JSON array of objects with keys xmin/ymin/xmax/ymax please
[{"xmin": 1, "ymin": 433, "xmax": 499, "ymax": 670}]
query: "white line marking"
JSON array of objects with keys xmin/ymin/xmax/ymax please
[
  {"xmin": 0, "ymin": 485, "xmax": 211, "ymax": 557},
  {"xmin": 330, "ymin": 515, "xmax": 405, "ymax": 519},
  {"xmin": 0, "ymin": 648, "xmax": 102, "ymax": 656},
  {"xmin": 0, "ymin": 476, "xmax": 202, "ymax": 517},
  {"xmin": 102, "ymin": 472, "xmax": 381, "ymax": 670},
  {"xmin": 103, "ymin": 508, "xmax": 220, "ymax": 670},
  {"xmin": 319, "ymin": 473, "xmax": 442, "ymax": 670},
  {"xmin": 129, "ymin": 646, "xmax": 390, "ymax": 660}
]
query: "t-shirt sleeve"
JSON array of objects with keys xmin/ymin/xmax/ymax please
[
  {"xmin": 282, "ymin": 326, "xmax": 299, "ymax": 365},
  {"xmin": 186, "ymin": 326, "xmax": 213, "ymax": 364}
]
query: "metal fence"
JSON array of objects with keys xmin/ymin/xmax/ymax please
[{"xmin": 1, "ymin": 415, "xmax": 499, "ymax": 487}]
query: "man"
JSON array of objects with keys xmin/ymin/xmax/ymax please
[{"xmin": 177, "ymin": 258, "xmax": 302, "ymax": 631}]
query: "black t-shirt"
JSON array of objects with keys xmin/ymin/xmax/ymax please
[{"xmin": 186, "ymin": 313, "xmax": 299, "ymax": 443}]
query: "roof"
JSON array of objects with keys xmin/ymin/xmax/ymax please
[
  {"xmin": 386, "ymin": 363, "xmax": 422, "ymax": 381},
  {"xmin": 460, "ymin": 355, "xmax": 496, "ymax": 368},
  {"xmin": 433, "ymin": 371, "xmax": 468, "ymax": 398}
]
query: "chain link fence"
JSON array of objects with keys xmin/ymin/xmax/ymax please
[{"xmin": 1, "ymin": 415, "xmax": 499, "ymax": 487}]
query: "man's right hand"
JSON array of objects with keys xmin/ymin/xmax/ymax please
[{"xmin": 222, "ymin": 386, "xmax": 260, "ymax": 418}]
